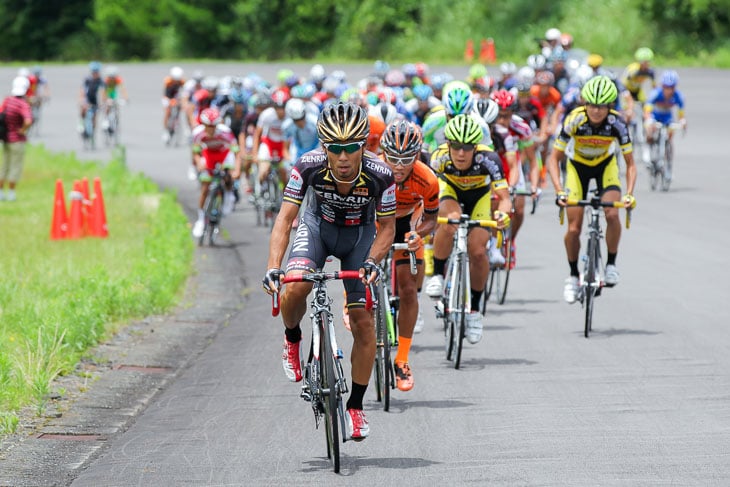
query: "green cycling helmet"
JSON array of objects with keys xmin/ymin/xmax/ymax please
[
  {"xmin": 634, "ymin": 47, "xmax": 654, "ymax": 62},
  {"xmin": 469, "ymin": 63, "xmax": 488, "ymax": 81},
  {"xmin": 581, "ymin": 75, "xmax": 618, "ymax": 105},
  {"xmin": 444, "ymin": 114, "xmax": 482, "ymax": 145}
]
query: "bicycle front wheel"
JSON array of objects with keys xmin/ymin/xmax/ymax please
[
  {"xmin": 494, "ymin": 235, "xmax": 512, "ymax": 305},
  {"xmin": 661, "ymin": 139, "xmax": 673, "ymax": 192},
  {"xmin": 453, "ymin": 257, "xmax": 467, "ymax": 369},
  {"xmin": 320, "ymin": 313, "xmax": 340, "ymax": 473},
  {"xmin": 583, "ymin": 238, "xmax": 597, "ymax": 338}
]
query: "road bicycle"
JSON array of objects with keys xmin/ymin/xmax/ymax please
[
  {"xmin": 434, "ymin": 215, "xmax": 497, "ymax": 369},
  {"xmin": 101, "ymin": 99, "xmax": 122, "ymax": 147},
  {"xmin": 165, "ymin": 99, "xmax": 181, "ymax": 147},
  {"xmin": 646, "ymin": 121, "xmax": 683, "ymax": 192},
  {"xmin": 372, "ymin": 243, "xmax": 416, "ymax": 412},
  {"xmin": 198, "ymin": 168, "xmax": 229, "ymax": 247},
  {"xmin": 253, "ymin": 157, "xmax": 284, "ymax": 228},
  {"xmin": 559, "ymin": 189, "xmax": 632, "ymax": 338},
  {"xmin": 482, "ymin": 189, "xmax": 540, "ymax": 310},
  {"xmin": 81, "ymin": 104, "xmax": 98, "ymax": 150},
  {"xmin": 272, "ymin": 270, "xmax": 372, "ymax": 474}
]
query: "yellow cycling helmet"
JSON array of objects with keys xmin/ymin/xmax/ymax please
[{"xmin": 587, "ymin": 54, "xmax": 604, "ymax": 69}]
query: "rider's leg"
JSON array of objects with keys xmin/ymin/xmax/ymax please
[
  {"xmin": 432, "ymin": 197, "xmax": 460, "ymax": 276},
  {"xmin": 467, "ymin": 227, "xmax": 490, "ymax": 310}
]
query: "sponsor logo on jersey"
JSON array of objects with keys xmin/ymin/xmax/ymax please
[
  {"xmin": 382, "ymin": 184, "xmax": 396, "ymax": 205},
  {"xmin": 365, "ymin": 160, "xmax": 391, "ymax": 176},
  {"xmin": 353, "ymin": 187, "xmax": 368, "ymax": 196},
  {"xmin": 291, "ymin": 224, "xmax": 309, "ymax": 253},
  {"xmin": 321, "ymin": 191, "xmax": 372, "ymax": 206},
  {"xmin": 580, "ymin": 137, "xmax": 613, "ymax": 146},
  {"xmin": 288, "ymin": 168, "xmax": 303, "ymax": 191}
]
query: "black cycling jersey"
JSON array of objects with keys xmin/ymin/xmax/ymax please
[
  {"xmin": 283, "ymin": 149, "xmax": 396, "ymax": 226},
  {"xmin": 83, "ymin": 76, "xmax": 105, "ymax": 106}
]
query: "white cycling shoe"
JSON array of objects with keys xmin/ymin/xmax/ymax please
[{"xmin": 425, "ymin": 275, "xmax": 444, "ymax": 298}]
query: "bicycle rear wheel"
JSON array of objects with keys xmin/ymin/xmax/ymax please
[
  {"xmin": 373, "ymin": 286, "xmax": 390, "ymax": 410},
  {"xmin": 320, "ymin": 313, "xmax": 340, "ymax": 473},
  {"xmin": 200, "ymin": 185, "xmax": 223, "ymax": 246},
  {"xmin": 494, "ymin": 235, "xmax": 512, "ymax": 305}
]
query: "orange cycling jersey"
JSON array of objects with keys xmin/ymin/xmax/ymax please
[
  {"xmin": 382, "ymin": 160, "xmax": 440, "ymax": 219},
  {"xmin": 530, "ymin": 85, "xmax": 561, "ymax": 110}
]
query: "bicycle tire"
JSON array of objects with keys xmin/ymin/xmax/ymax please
[
  {"xmin": 320, "ymin": 312, "xmax": 340, "ymax": 473},
  {"xmin": 453, "ymin": 256, "xmax": 467, "ymax": 369},
  {"xmin": 661, "ymin": 138, "xmax": 673, "ymax": 192},
  {"xmin": 380, "ymin": 286, "xmax": 392, "ymax": 411},
  {"xmin": 200, "ymin": 184, "xmax": 223, "ymax": 246},
  {"xmin": 496, "ymin": 235, "xmax": 512, "ymax": 305},
  {"xmin": 373, "ymin": 287, "xmax": 386, "ymax": 406},
  {"xmin": 583, "ymin": 236, "xmax": 597, "ymax": 338}
]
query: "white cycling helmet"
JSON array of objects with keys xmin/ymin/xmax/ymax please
[
  {"xmin": 310, "ymin": 64, "xmax": 326, "ymax": 82},
  {"xmin": 201, "ymin": 76, "xmax": 219, "ymax": 91},
  {"xmin": 170, "ymin": 66, "xmax": 184, "ymax": 80},
  {"xmin": 545, "ymin": 28, "xmax": 561, "ymax": 41},
  {"xmin": 285, "ymin": 98, "xmax": 306, "ymax": 120}
]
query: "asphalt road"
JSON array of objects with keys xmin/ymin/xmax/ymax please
[{"xmin": 0, "ymin": 63, "xmax": 729, "ymax": 486}]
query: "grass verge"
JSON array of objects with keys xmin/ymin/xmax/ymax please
[{"xmin": 0, "ymin": 144, "xmax": 193, "ymax": 433}]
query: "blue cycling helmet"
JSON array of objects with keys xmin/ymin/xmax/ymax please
[
  {"xmin": 89, "ymin": 61, "xmax": 102, "ymax": 73},
  {"xmin": 661, "ymin": 70, "xmax": 679, "ymax": 87},
  {"xmin": 412, "ymin": 84, "xmax": 433, "ymax": 101},
  {"xmin": 443, "ymin": 86, "xmax": 474, "ymax": 116}
]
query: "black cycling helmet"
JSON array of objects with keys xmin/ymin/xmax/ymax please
[{"xmin": 380, "ymin": 120, "xmax": 423, "ymax": 157}]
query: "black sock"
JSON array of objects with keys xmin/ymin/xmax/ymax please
[
  {"xmin": 569, "ymin": 261, "xmax": 579, "ymax": 277},
  {"xmin": 346, "ymin": 382, "xmax": 368, "ymax": 410},
  {"xmin": 284, "ymin": 325, "xmax": 301, "ymax": 343},
  {"xmin": 470, "ymin": 289, "xmax": 483, "ymax": 312},
  {"xmin": 607, "ymin": 253, "xmax": 617, "ymax": 266},
  {"xmin": 433, "ymin": 258, "xmax": 446, "ymax": 276}
]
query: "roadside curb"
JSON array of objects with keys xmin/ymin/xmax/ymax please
[{"xmin": 0, "ymin": 241, "xmax": 245, "ymax": 487}]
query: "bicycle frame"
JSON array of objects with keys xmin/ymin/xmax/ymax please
[
  {"xmin": 559, "ymin": 190, "xmax": 632, "ymax": 337},
  {"xmin": 271, "ymin": 270, "xmax": 372, "ymax": 473},
  {"xmin": 436, "ymin": 215, "xmax": 497, "ymax": 369}
]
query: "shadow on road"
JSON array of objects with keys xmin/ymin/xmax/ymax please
[
  {"xmin": 584, "ymin": 328, "xmax": 662, "ymax": 338},
  {"xmin": 457, "ymin": 357, "xmax": 539, "ymax": 369},
  {"xmin": 388, "ymin": 399, "xmax": 476, "ymax": 412}
]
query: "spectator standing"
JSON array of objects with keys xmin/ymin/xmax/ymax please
[{"xmin": 0, "ymin": 77, "xmax": 33, "ymax": 201}]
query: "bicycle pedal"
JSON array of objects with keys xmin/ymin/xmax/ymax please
[{"xmin": 300, "ymin": 388, "xmax": 312, "ymax": 402}]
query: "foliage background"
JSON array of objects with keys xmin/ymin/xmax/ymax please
[{"xmin": 0, "ymin": 0, "xmax": 729, "ymax": 66}]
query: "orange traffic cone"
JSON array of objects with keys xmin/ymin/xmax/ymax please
[
  {"xmin": 485, "ymin": 37, "xmax": 497, "ymax": 64},
  {"xmin": 50, "ymin": 179, "xmax": 69, "ymax": 240},
  {"xmin": 68, "ymin": 180, "xmax": 85, "ymax": 239},
  {"xmin": 90, "ymin": 177, "xmax": 108, "ymax": 238},
  {"xmin": 464, "ymin": 39, "xmax": 474, "ymax": 63},
  {"xmin": 80, "ymin": 177, "xmax": 91, "ymax": 235}
]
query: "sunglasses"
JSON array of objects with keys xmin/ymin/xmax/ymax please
[
  {"xmin": 586, "ymin": 103, "xmax": 610, "ymax": 109},
  {"xmin": 324, "ymin": 141, "xmax": 365, "ymax": 154},
  {"xmin": 384, "ymin": 153, "xmax": 416, "ymax": 166},
  {"xmin": 448, "ymin": 142, "xmax": 476, "ymax": 151}
]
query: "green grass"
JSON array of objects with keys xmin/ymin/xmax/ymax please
[{"xmin": 0, "ymin": 145, "xmax": 193, "ymax": 429}]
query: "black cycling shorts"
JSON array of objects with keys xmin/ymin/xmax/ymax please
[{"xmin": 286, "ymin": 210, "xmax": 376, "ymax": 308}]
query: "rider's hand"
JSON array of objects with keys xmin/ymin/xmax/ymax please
[
  {"xmin": 555, "ymin": 190, "xmax": 568, "ymax": 207},
  {"xmin": 359, "ymin": 258, "xmax": 381, "ymax": 285},
  {"xmin": 623, "ymin": 194, "xmax": 637, "ymax": 209},
  {"xmin": 262, "ymin": 268, "xmax": 284, "ymax": 295},
  {"xmin": 494, "ymin": 210, "xmax": 511, "ymax": 230},
  {"xmin": 197, "ymin": 157, "xmax": 207, "ymax": 172},
  {"xmin": 531, "ymin": 188, "xmax": 542, "ymax": 201},
  {"xmin": 405, "ymin": 231, "xmax": 423, "ymax": 252}
]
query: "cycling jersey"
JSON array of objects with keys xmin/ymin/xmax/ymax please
[
  {"xmin": 430, "ymin": 143, "xmax": 507, "ymax": 192},
  {"xmin": 530, "ymin": 85, "xmax": 561, "ymax": 111},
  {"xmin": 281, "ymin": 113, "xmax": 319, "ymax": 159},
  {"xmin": 389, "ymin": 160, "xmax": 439, "ymax": 219},
  {"xmin": 515, "ymin": 96, "xmax": 546, "ymax": 131},
  {"xmin": 422, "ymin": 109, "xmax": 492, "ymax": 153},
  {"xmin": 191, "ymin": 124, "xmax": 239, "ymax": 155},
  {"xmin": 82, "ymin": 76, "xmax": 105, "ymax": 106},
  {"xmin": 163, "ymin": 77, "xmax": 185, "ymax": 99},
  {"xmin": 644, "ymin": 87, "xmax": 685, "ymax": 125},
  {"xmin": 283, "ymin": 149, "xmax": 396, "ymax": 226},
  {"xmin": 554, "ymin": 106, "xmax": 632, "ymax": 166},
  {"xmin": 104, "ymin": 76, "xmax": 122, "ymax": 100},
  {"xmin": 621, "ymin": 63, "xmax": 655, "ymax": 96}
]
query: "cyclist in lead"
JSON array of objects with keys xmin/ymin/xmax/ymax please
[
  {"xmin": 644, "ymin": 70, "xmax": 686, "ymax": 147},
  {"xmin": 262, "ymin": 102, "xmax": 396, "ymax": 441},
  {"xmin": 546, "ymin": 76, "xmax": 637, "ymax": 304},
  {"xmin": 379, "ymin": 120, "xmax": 439, "ymax": 391},
  {"xmin": 424, "ymin": 114, "xmax": 512, "ymax": 344}
]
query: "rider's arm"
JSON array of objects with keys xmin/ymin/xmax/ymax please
[
  {"xmin": 546, "ymin": 145, "xmax": 566, "ymax": 194},
  {"xmin": 252, "ymin": 125, "xmax": 263, "ymax": 160},
  {"xmin": 368, "ymin": 215, "xmax": 395, "ymax": 263},
  {"xmin": 415, "ymin": 211, "xmax": 437, "ymax": 238},
  {"xmin": 267, "ymin": 201, "xmax": 300, "ymax": 270},
  {"xmin": 522, "ymin": 143, "xmax": 540, "ymax": 193}
]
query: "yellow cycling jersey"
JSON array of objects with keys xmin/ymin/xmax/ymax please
[
  {"xmin": 430, "ymin": 143, "xmax": 508, "ymax": 191},
  {"xmin": 620, "ymin": 62, "xmax": 656, "ymax": 95},
  {"xmin": 554, "ymin": 106, "xmax": 632, "ymax": 166}
]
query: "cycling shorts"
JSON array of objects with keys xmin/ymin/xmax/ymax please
[
  {"xmin": 258, "ymin": 137, "xmax": 284, "ymax": 162},
  {"xmin": 393, "ymin": 215, "xmax": 424, "ymax": 266},
  {"xmin": 199, "ymin": 150, "xmax": 235, "ymax": 182},
  {"xmin": 438, "ymin": 179, "xmax": 493, "ymax": 221},
  {"xmin": 286, "ymin": 211, "xmax": 376, "ymax": 308},
  {"xmin": 565, "ymin": 154, "xmax": 621, "ymax": 200}
]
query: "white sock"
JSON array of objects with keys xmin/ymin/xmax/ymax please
[{"xmin": 197, "ymin": 209, "xmax": 204, "ymax": 220}]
